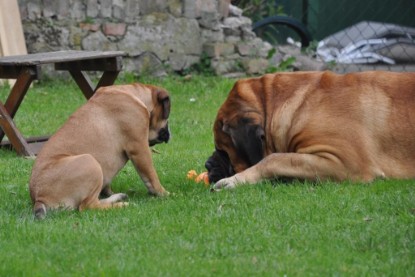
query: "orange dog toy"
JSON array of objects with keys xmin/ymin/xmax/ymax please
[{"xmin": 187, "ymin": 170, "xmax": 209, "ymax": 186}]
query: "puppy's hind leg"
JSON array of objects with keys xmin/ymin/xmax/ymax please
[
  {"xmin": 80, "ymin": 194, "xmax": 129, "ymax": 210},
  {"xmin": 60, "ymin": 154, "xmax": 127, "ymax": 211}
]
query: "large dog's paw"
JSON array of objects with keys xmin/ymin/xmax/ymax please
[{"xmin": 212, "ymin": 176, "xmax": 239, "ymax": 191}]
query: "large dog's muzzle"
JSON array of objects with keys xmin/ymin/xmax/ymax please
[{"xmin": 205, "ymin": 149, "xmax": 235, "ymax": 183}]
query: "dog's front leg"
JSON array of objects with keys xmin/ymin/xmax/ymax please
[
  {"xmin": 213, "ymin": 152, "xmax": 350, "ymax": 190},
  {"xmin": 127, "ymin": 147, "xmax": 169, "ymax": 197}
]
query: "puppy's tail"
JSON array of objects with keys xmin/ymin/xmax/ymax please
[{"xmin": 33, "ymin": 201, "xmax": 47, "ymax": 220}]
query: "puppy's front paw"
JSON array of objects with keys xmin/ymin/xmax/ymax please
[
  {"xmin": 149, "ymin": 189, "xmax": 170, "ymax": 197},
  {"xmin": 158, "ymin": 190, "xmax": 170, "ymax": 197}
]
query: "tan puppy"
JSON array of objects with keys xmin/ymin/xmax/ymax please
[
  {"xmin": 30, "ymin": 83, "xmax": 171, "ymax": 219},
  {"xmin": 205, "ymin": 71, "xmax": 415, "ymax": 189}
]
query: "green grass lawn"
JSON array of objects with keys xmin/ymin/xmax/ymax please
[{"xmin": 0, "ymin": 74, "xmax": 414, "ymax": 276}]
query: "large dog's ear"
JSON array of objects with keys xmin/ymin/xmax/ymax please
[
  {"xmin": 157, "ymin": 90, "xmax": 170, "ymax": 119},
  {"xmin": 226, "ymin": 120, "xmax": 265, "ymax": 166}
]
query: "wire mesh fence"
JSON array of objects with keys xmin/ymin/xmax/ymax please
[{"xmin": 234, "ymin": 0, "xmax": 415, "ymax": 72}]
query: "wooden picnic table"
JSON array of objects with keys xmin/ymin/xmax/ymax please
[{"xmin": 0, "ymin": 50, "xmax": 125, "ymax": 157}]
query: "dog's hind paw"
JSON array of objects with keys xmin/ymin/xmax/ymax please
[
  {"xmin": 116, "ymin": 193, "xmax": 128, "ymax": 201},
  {"xmin": 101, "ymin": 193, "xmax": 128, "ymax": 204},
  {"xmin": 112, "ymin": 202, "xmax": 129, "ymax": 208}
]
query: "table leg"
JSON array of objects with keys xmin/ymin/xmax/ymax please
[
  {"xmin": 0, "ymin": 101, "xmax": 35, "ymax": 157},
  {"xmin": 0, "ymin": 68, "xmax": 36, "ymax": 142},
  {"xmin": 96, "ymin": 71, "xmax": 121, "ymax": 89},
  {"xmin": 68, "ymin": 70, "xmax": 95, "ymax": 99},
  {"xmin": 69, "ymin": 70, "xmax": 121, "ymax": 100}
]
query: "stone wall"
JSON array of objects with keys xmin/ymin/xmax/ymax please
[{"xmin": 17, "ymin": 0, "xmax": 272, "ymax": 76}]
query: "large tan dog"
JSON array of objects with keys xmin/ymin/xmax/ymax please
[
  {"xmin": 30, "ymin": 83, "xmax": 171, "ymax": 219},
  {"xmin": 205, "ymin": 71, "xmax": 415, "ymax": 190}
]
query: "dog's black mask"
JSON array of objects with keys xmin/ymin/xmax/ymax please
[
  {"xmin": 205, "ymin": 149, "xmax": 235, "ymax": 183},
  {"xmin": 149, "ymin": 123, "xmax": 170, "ymax": 146},
  {"xmin": 157, "ymin": 124, "xmax": 170, "ymax": 143}
]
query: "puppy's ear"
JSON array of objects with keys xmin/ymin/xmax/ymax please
[
  {"xmin": 157, "ymin": 90, "xmax": 170, "ymax": 119},
  {"xmin": 229, "ymin": 123, "xmax": 264, "ymax": 166}
]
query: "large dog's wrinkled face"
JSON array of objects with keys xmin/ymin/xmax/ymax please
[
  {"xmin": 147, "ymin": 86, "xmax": 171, "ymax": 146},
  {"xmin": 206, "ymin": 118, "xmax": 265, "ymax": 183},
  {"xmin": 206, "ymin": 98, "xmax": 266, "ymax": 183}
]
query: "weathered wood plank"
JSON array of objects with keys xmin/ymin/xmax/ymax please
[
  {"xmin": 0, "ymin": 64, "xmax": 40, "ymax": 79},
  {"xmin": 0, "ymin": 0, "xmax": 27, "ymax": 57},
  {"xmin": 55, "ymin": 56, "xmax": 123, "ymax": 71},
  {"xmin": 0, "ymin": 51, "xmax": 125, "ymax": 66},
  {"xmin": 0, "ymin": 0, "xmax": 28, "ymax": 85}
]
